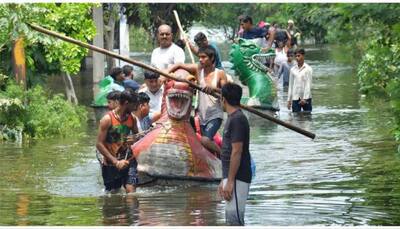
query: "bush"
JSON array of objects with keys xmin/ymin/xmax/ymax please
[
  {"xmin": 357, "ymin": 24, "xmax": 400, "ymax": 141},
  {"xmin": 129, "ymin": 25, "xmax": 154, "ymax": 52},
  {"xmin": 0, "ymin": 97, "xmax": 25, "ymax": 141},
  {"xmin": 0, "ymin": 80, "xmax": 87, "ymax": 141}
]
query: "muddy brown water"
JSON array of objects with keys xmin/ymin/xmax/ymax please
[{"xmin": 1, "ymin": 44, "xmax": 399, "ymax": 226}]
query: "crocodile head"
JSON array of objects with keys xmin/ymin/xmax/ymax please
[
  {"xmin": 165, "ymin": 80, "xmax": 193, "ymax": 120},
  {"xmin": 229, "ymin": 38, "xmax": 261, "ymax": 67},
  {"xmin": 229, "ymin": 39, "xmax": 279, "ymax": 111}
]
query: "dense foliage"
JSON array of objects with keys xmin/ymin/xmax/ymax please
[
  {"xmin": 122, "ymin": 3, "xmax": 209, "ymax": 51},
  {"xmin": 0, "ymin": 3, "xmax": 96, "ymax": 83},
  {"xmin": 357, "ymin": 25, "xmax": 400, "ymax": 140},
  {"xmin": 0, "ymin": 80, "xmax": 87, "ymax": 141},
  {"xmin": 0, "ymin": 4, "xmax": 95, "ymax": 141},
  {"xmin": 124, "ymin": 3, "xmax": 207, "ymax": 39}
]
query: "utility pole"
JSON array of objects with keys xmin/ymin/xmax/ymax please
[
  {"xmin": 92, "ymin": 5, "xmax": 105, "ymax": 99},
  {"xmin": 117, "ymin": 6, "xmax": 130, "ymax": 67}
]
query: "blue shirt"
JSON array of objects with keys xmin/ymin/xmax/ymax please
[
  {"xmin": 123, "ymin": 79, "xmax": 140, "ymax": 91},
  {"xmin": 278, "ymin": 62, "xmax": 294, "ymax": 86},
  {"xmin": 139, "ymin": 115, "xmax": 152, "ymax": 131},
  {"xmin": 241, "ymin": 27, "xmax": 267, "ymax": 40},
  {"xmin": 209, "ymin": 43, "xmax": 223, "ymax": 70}
]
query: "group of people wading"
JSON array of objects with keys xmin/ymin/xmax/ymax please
[
  {"xmin": 96, "ymin": 14, "xmax": 313, "ymax": 225},
  {"xmin": 95, "ymin": 23, "xmax": 251, "ymax": 226},
  {"xmin": 238, "ymin": 15, "xmax": 313, "ymax": 113}
]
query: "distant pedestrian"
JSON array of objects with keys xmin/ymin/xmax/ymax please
[
  {"xmin": 139, "ymin": 71, "xmax": 163, "ymax": 122},
  {"xmin": 122, "ymin": 65, "xmax": 135, "ymax": 80},
  {"xmin": 237, "ymin": 15, "xmax": 245, "ymax": 38},
  {"xmin": 240, "ymin": 15, "xmax": 267, "ymax": 40},
  {"xmin": 122, "ymin": 65, "xmax": 140, "ymax": 91},
  {"xmin": 277, "ymin": 49, "xmax": 295, "ymax": 88},
  {"xmin": 109, "ymin": 67, "xmax": 140, "ymax": 92},
  {"xmin": 273, "ymin": 29, "xmax": 291, "ymax": 75},
  {"xmin": 287, "ymin": 48, "xmax": 313, "ymax": 112},
  {"xmin": 287, "ymin": 19, "xmax": 301, "ymax": 48},
  {"xmin": 219, "ymin": 83, "xmax": 252, "ymax": 226},
  {"xmin": 131, "ymin": 92, "xmax": 152, "ymax": 132},
  {"xmin": 188, "ymin": 32, "xmax": 224, "ymax": 70}
]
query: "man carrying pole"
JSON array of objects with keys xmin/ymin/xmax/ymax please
[
  {"xmin": 27, "ymin": 23, "xmax": 316, "ymax": 140},
  {"xmin": 168, "ymin": 46, "xmax": 228, "ymax": 156}
]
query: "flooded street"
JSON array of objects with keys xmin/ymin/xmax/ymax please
[{"xmin": 1, "ymin": 44, "xmax": 400, "ymax": 226}]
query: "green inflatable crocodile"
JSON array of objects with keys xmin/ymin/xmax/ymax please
[{"xmin": 229, "ymin": 38, "xmax": 279, "ymax": 111}]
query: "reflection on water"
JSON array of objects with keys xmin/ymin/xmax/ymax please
[
  {"xmin": 100, "ymin": 185, "xmax": 222, "ymax": 226},
  {"xmin": 1, "ymin": 45, "xmax": 400, "ymax": 226}
]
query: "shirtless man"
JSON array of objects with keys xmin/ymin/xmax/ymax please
[{"xmin": 168, "ymin": 46, "xmax": 227, "ymax": 156}]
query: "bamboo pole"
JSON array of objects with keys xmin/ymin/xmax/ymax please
[
  {"xmin": 27, "ymin": 23, "xmax": 316, "ymax": 140},
  {"xmin": 173, "ymin": 10, "xmax": 196, "ymax": 64}
]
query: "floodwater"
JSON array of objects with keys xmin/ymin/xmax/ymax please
[{"xmin": 1, "ymin": 44, "xmax": 400, "ymax": 226}]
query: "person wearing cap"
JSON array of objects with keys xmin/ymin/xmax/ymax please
[
  {"xmin": 287, "ymin": 19, "xmax": 301, "ymax": 48},
  {"xmin": 139, "ymin": 71, "xmax": 163, "ymax": 122},
  {"xmin": 151, "ymin": 24, "xmax": 186, "ymax": 70},
  {"xmin": 287, "ymin": 48, "xmax": 313, "ymax": 113},
  {"xmin": 187, "ymin": 32, "xmax": 223, "ymax": 70}
]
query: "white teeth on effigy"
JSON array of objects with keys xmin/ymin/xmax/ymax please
[
  {"xmin": 166, "ymin": 92, "xmax": 191, "ymax": 119},
  {"xmin": 167, "ymin": 93, "xmax": 190, "ymax": 100}
]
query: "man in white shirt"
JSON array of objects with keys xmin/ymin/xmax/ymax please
[
  {"xmin": 151, "ymin": 24, "xmax": 185, "ymax": 70},
  {"xmin": 139, "ymin": 71, "xmax": 163, "ymax": 122},
  {"xmin": 287, "ymin": 48, "xmax": 313, "ymax": 112}
]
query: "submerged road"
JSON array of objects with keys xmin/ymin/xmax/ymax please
[{"xmin": 1, "ymin": 45, "xmax": 399, "ymax": 226}]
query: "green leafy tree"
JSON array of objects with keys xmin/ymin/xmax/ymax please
[
  {"xmin": 200, "ymin": 3, "xmax": 249, "ymax": 40},
  {"xmin": 0, "ymin": 3, "xmax": 96, "ymax": 83},
  {"xmin": 121, "ymin": 3, "xmax": 208, "ymax": 49}
]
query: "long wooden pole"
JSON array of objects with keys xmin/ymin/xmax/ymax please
[
  {"xmin": 173, "ymin": 10, "xmax": 196, "ymax": 64},
  {"xmin": 27, "ymin": 23, "xmax": 316, "ymax": 140}
]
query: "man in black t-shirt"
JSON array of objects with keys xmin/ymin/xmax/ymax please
[{"xmin": 218, "ymin": 83, "xmax": 252, "ymax": 226}]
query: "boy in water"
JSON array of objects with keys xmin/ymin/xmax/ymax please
[
  {"xmin": 278, "ymin": 49, "xmax": 295, "ymax": 88},
  {"xmin": 106, "ymin": 91, "xmax": 121, "ymax": 110},
  {"xmin": 131, "ymin": 92, "xmax": 152, "ymax": 132},
  {"xmin": 96, "ymin": 90, "xmax": 140, "ymax": 193}
]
